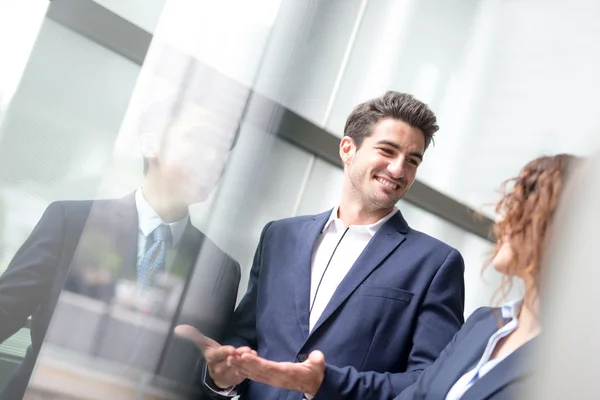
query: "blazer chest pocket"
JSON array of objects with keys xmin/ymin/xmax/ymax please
[{"xmin": 357, "ymin": 285, "xmax": 414, "ymax": 304}]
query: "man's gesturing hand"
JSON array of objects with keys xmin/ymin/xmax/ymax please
[
  {"xmin": 174, "ymin": 324, "xmax": 255, "ymax": 389},
  {"xmin": 229, "ymin": 350, "xmax": 326, "ymax": 396}
]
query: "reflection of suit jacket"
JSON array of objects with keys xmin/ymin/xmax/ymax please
[
  {"xmin": 0, "ymin": 193, "xmax": 240, "ymax": 399},
  {"xmin": 221, "ymin": 209, "xmax": 464, "ymax": 400},
  {"xmin": 395, "ymin": 307, "xmax": 536, "ymax": 400}
]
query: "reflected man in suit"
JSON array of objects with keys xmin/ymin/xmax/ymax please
[
  {"xmin": 180, "ymin": 91, "xmax": 466, "ymax": 400},
  {"xmin": 0, "ymin": 97, "xmax": 241, "ymax": 399}
]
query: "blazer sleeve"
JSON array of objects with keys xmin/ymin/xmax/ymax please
[
  {"xmin": 220, "ymin": 259, "xmax": 242, "ymax": 334},
  {"xmin": 190, "ymin": 258, "xmax": 241, "ymax": 394},
  {"xmin": 315, "ymin": 248, "xmax": 466, "ymax": 400},
  {"xmin": 0, "ymin": 202, "xmax": 66, "ymax": 342},
  {"xmin": 203, "ymin": 221, "xmax": 273, "ymax": 399},
  {"xmin": 394, "ymin": 307, "xmax": 492, "ymax": 400},
  {"xmin": 222, "ymin": 221, "xmax": 273, "ymax": 349}
]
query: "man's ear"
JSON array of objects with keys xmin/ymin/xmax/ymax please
[
  {"xmin": 140, "ymin": 133, "xmax": 159, "ymax": 160},
  {"xmin": 339, "ymin": 136, "xmax": 356, "ymax": 166}
]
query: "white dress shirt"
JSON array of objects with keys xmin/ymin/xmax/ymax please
[
  {"xmin": 308, "ymin": 206, "xmax": 398, "ymax": 331},
  {"xmin": 445, "ymin": 300, "xmax": 527, "ymax": 400},
  {"xmin": 135, "ymin": 188, "xmax": 189, "ymax": 270}
]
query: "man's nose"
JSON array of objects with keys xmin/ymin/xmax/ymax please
[{"xmin": 387, "ymin": 157, "xmax": 405, "ymax": 179}]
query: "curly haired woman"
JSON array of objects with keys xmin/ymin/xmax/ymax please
[{"xmin": 394, "ymin": 154, "xmax": 578, "ymax": 400}]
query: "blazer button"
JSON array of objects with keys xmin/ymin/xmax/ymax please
[{"xmin": 297, "ymin": 353, "xmax": 308, "ymax": 362}]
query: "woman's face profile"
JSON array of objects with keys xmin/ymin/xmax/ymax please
[{"xmin": 492, "ymin": 236, "xmax": 515, "ymax": 274}]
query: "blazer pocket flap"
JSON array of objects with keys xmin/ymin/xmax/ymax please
[{"xmin": 357, "ymin": 285, "xmax": 414, "ymax": 303}]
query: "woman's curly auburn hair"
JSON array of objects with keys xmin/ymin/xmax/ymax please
[{"xmin": 489, "ymin": 153, "xmax": 578, "ymax": 305}]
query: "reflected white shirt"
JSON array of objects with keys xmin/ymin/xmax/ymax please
[
  {"xmin": 135, "ymin": 188, "xmax": 189, "ymax": 268},
  {"xmin": 309, "ymin": 206, "xmax": 398, "ymax": 331}
]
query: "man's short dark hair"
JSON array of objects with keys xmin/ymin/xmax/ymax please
[
  {"xmin": 139, "ymin": 97, "xmax": 240, "ymax": 174},
  {"xmin": 343, "ymin": 91, "xmax": 439, "ymax": 150}
]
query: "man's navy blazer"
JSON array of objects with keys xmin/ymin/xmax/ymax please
[{"xmin": 222, "ymin": 209, "xmax": 465, "ymax": 400}]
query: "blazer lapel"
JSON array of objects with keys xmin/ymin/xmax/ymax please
[
  {"xmin": 460, "ymin": 337, "xmax": 538, "ymax": 400},
  {"xmin": 293, "ymin": 210, "xmax": 331, "ymax": 339},
  {"xmin": 431, "ymin": 312, "xmax": 504, "ymax": 399},
  {"xmin": 308, "ymin": 211, "xmax": 408, "ymax": 336},
  {"xmin": 65, "ymin": 193, "xmax": 138, "ymax": 298},
  {"xmin": 170, "ymin": 223, "xmax": 203, "ymax": 280},
  {"xmin": 112, "ymin": 193, "xmax": 139, "ymax": 281}
]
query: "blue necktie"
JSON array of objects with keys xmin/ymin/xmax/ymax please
[{"xmin": 138, "ymin": 224, "xmax": 172, "ymax": 289}]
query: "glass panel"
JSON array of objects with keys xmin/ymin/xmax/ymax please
[
  {"xmin": 253, "ymin": 0, "xmax": 364, "ymax": 125},
  {"xmin": 93, "ymin": 0, "xmax": 167, "ymax": 33},
  {"xmin": 326, "ymin": 0, "xmax": 481, "ymax": 136},
  {"xmin": 0, "ymin": 0, "xmax": 49, "ymax": 119},
  {"xmin": 0, "ymin": 16, "xmax": 141, "ymax": 268},
  {"xmin": 0, "ymin": 15, "xmax": 141, "ymax": 390},
  {"xmin": 153, "ymin": 0, "xmax": 282, "ymax": 87}
]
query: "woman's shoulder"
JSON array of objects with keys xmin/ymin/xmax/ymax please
[{"xmin": 464, "ymin": 306, "xmax": 501, "ymax": 327}]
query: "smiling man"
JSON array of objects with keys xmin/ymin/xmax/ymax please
[{"xmin": 185, "ymin": 91, "xmax": 465, "ymax": 400}]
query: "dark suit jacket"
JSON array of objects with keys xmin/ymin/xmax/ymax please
[
  {"xmin": 0, "ymin": 193, "xmax": 240, "ymax": 399},
  {"xmin": 395, "ymin": 307, "xmax": 536, "ymax": 400},
  {"xmin": 218, "ymin": 209, "xmax": 465, "ymax": 400}
]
